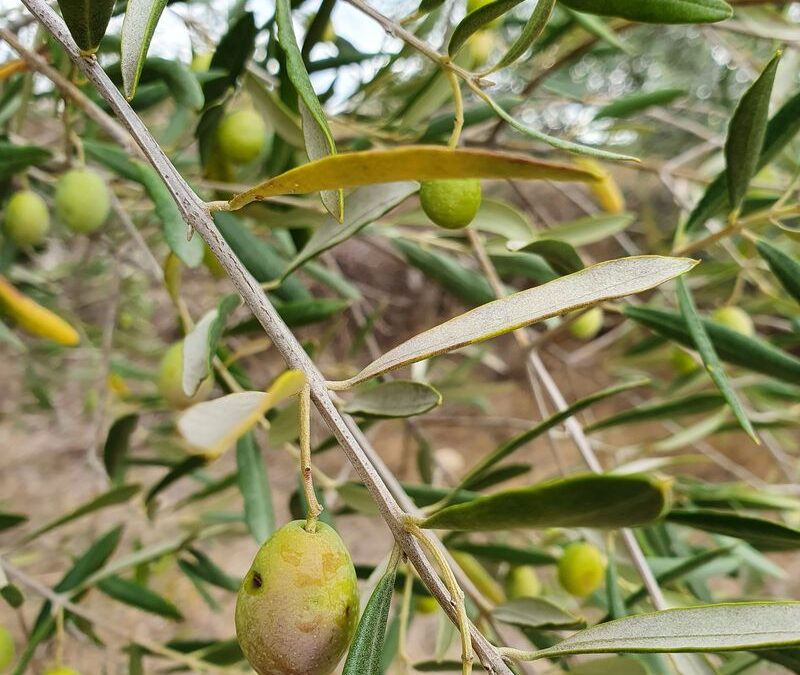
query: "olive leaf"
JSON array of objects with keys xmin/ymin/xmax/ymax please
[
  {"xmin": 343, "ymin": 381, "xmax": 442, "ymax": 418},
  {"xmin": 525, "ymin": 603, "xmax": 800, "ymax": 660},
  {"xmin": 421, "ymin": 473, "xmax": 671, "ymax": 531},
  {"xmin": 676, "ymin": 278, "xmax": 758, "ymax": 442},
  {"xmin": 98, "ymin": 576, "xmax": 183, "ymax": 620},
  {"xmin": 0, "ymin": 141, "xmax": 51, "ymax": 180},
  {"xmin": 236, "ymin": 432, "xmax": 275, "ymax": 544},
  {"xmin": 595, "ymin": 88, "xmax": 686, "ymax": 120},
  {"xmin": 55, "ymin": 0, "xmax": 115, "ymax": 53},
  {"xmin": 756, "ymin": 239, "xmax": 800, "ymax": 304},
  {"xmin": 275, "ymin": 0, "xmax": 343, "ymax": 220},
  {"xmin": 0, "ymin": 512, "xmax": 27, "ymax": 533},
  {"xmin": 120, "ymin": 0, "xmax": 169, "ymax": 99},
  {"xmin": 586, "ymin": 392, "xmax": 725, "ymax": 432},
  {"xmin": 668, "ymin": 509, "xmax": 800, "ymax": 551},
  {"xmin": 177, "ymin": 370, "xmax": 305, "ymax": 458},
  {"xmin": 103, "ymin": 414, "xmax": 138, "ymax": 485},
  {"xmin": 330, "ymin": 256, "xmax": 695, "ymax": 389},
  {"xmin": 526, "ymin": 212, "xmax": 635, "ymax": 247},
  {"xmin": 449, "ymin": 0, "xmax": 524, "ymax": 56},
  {"xmin": 448, "ymin": 541, "xmax": 556, "ymax": 566},
  {"xmin": 724, "ymin": 51, "xmax": 781, "ymax": 215},
  {"xmin": 182, "ymin": 294, "xmax": 240, "ymax": 397},
  {"xmin": 494, "ymin": 598, "xmax": 586, "ymax": 631},
  {"xmin": 516, "ymin": 239, "xmax": 585, "ymax": 275},
  {"xmin": 557, "ymin": 0, "xmax": 732, "ymax": 24},
  {"xmin": 228, "ymin": 146, "xmax": 601, "ymax": 210},
  {"xmin": 489, "ymin": 0, "xmax": 556, "ymax": 73}
]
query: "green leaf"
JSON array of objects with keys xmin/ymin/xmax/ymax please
[
  {"xmin": 236, "ymin": 432, "xmax": 274, "ymax": 544},
  {"xmin": 756, "ymin": 239, "xmax": 800, "ymax": 304},
  {"xmin": 595, "ymin": 88, "xmax": 685, "ymax": 120},
  {"xmin": 624, "ymin": 305, "xmax": 800, "ymax": 384},
  {"xmin": 586, "ymin": 392, "xmax": 725, "ymax": 432},
  {"xmin": 98, "ymin": 575, "xmax": 183, "ymax": 620},
  {"xmin": 55, "ymin": 0, "xmax": 115, "ymax": 53},
  {"xmin": 182, "ymin": 294, "xmax": 239, "ymax": 397},
  {"xmin": 449, "ymin": 0, "xmax": 524, "ymax": 56},
  {"xmin": 458, "ymin": 379, "xmax": 648, "ymax": 491},
  {"xmin": 570, "ymin": 657, "xmax": 650, "ymax": 675},
  {"xmin": 681, "ymin": 481, "xmax": 800, "ymax": 511},
  {"xmin": 103, "ymin": 414, "xmax": 138, "ymax": 484},
  {"xmin": 394, "ymin": 239, "xmax": 495, "ymax": 307},
  {"xmin": 494, "ymin": 597, "xmax": 586, "ymax": 631},
  {"xmin": 517, "ymin": 239, "xmax": 585, "ymax": 275},
  {"xmin": 275, "ymin": 0, "xmax": 343, "ymax": 220},
  {"xmin": 332, "ymin": 256, "xmax": 694, "ymax": 389},
  {"xmin": 202, "ymin": 12, "xmax": 257, "ymax": 104},
  {"xmin": 145, "ymin": 455, "xmax": 207, "ymax": 505},
  {"xmin": 668, "ymin": 509, "xmax": 800, "ymax": 551},
  {"xmin": 343, "ymin": 381, "xmax": 442, "ymax": 418},
  {"xmin": 0, "ymin": 512, "xmax": 27, "ymax": 532},
  {"xmin": 421, "ymin": 473, "xmax": 670, "ymax": 531},
  {"xmin": 686, "ymin": 88, "xmax": 800, "ymax": 231},
  {"xmin": 526, "ymin": 603, "xmax": 800, "ymax": 660},
  {"xmin": 462, "ymin": 463, "xmax": 531, "ymax": 492},
  {"xmin": 23, "ymin": 484, "xmax": 140, "ymax": 542},
  {"xmin": 120, "ymin": 0, "xmax": 169, "ymax": 98},
  {"xmin": 724, "ymin": 52, "xmax": 782, "ymax": 215},
  {"xmin": 566, "ymin": 9, "xmax": 632, "ymax": 54},
  {"xmin": 557, "ymin": 0, "xmax": 732, "ymax": 23},
  {"xmin": 179, "ymin": 548, "xmax": 240, "ymax": 591},
  {"xmin": 246, "ymin": 72, "xmax": 304, "ymax": 147},
  {"xmin": 342, "ymin": 560, "xmax": 398, "ymax": 675},
  {"xmin": 536, "ymin": 212, "xmax": 635, "ymax": 247},
  {"xmin": 0, "ymin": 141, "xmax": 51, "ymax": 180},
  {"xmin": 228, "ymin": 146, "xmax": 601, "ymax": 210},
  {"xmin": 448, "ymin": 541, "xmax": 557, "ymax": 566},
  {"xmin": 283, "ymin": 183, "xmax": 417, "ymax": 278},
  {"xmin": 141, "ymin": 57, "xmax": 204, "ymax": 110},
  {"xmin": 676, "ymin": 278, "xmax": 757, "ymax": 442},
  {"xmin": 489, "ymin": 0, "xmax": 556, "ymax": 72}
]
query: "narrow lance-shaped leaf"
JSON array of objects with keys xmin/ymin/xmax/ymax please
[
  {"xmin": 342, "ymin": 558, "xmax": 398, "ymax": 675},
  {"xmin": 557, "ymin": 0, "xmax": 732, "ymax": 24},
  {"xmin": 519, "ymin": 603, "xmax": 800, "ymax": 661},
  {"xmin": 275, "ymin": 0, "xmax": 343, "ymax": 220},
  {"xmin": 343, "ymin": 381, "xmax": 442, "ymax": 419},
  {"xmin": 756, "ymin": 239, "xmax": 800, "ymax": 305},
  {"xmin": 489, "ymin": 0, "xmax": 556, "ymax": 73},
  {"xmin": 494, "ymin": 597, "xmax": 586, "ymax": 631},
  {"xmin": 0, "ymin": 142, "xmax": 51, "ymax": 180},
  {"xmin": 98, "ymin": 575, "xmax": 183, "ymax": 620},
  {"xmin": 331, "ymin": 256, "xmax": 695, "ymax": 389},
  {"xmin": 236, "ymin": 432, "xmax": 275, "ymax": 544},
  {"xmin": 449, "ymin": 0, "xmax": 525, "ymax": 56},
  {"xmin": 178, "ymin": 370, "xmax": 306, "ymax": 458},
  {"xmin": 0, "ymin": 512, "xmax": 27, "ymax": 533},
  {"xmin": 103, "ymin": 414, "xmax": 138, "ymax": 484},
  {"xmin": 595, "ymin": 88, "xmax": 686, "ymax": 120},
  {"xmin": 183, "ymin": 294, "xmax": 240, "ymax": 397},
  {"xmin": 517, "ymin": 239, "xmax": 584, "ymax": 275},
  {"xmin": 120, "ymin": 0, "xmax": 168, "ymax": 99},
  {"xmin": 668, "ymin": 509, "xmax": 800, "ymax": 551},
  {"xmin": 676, "ymin": 278, "xmax": 758, "ymax": 442},
  {"xmin": 229, "ymin": 146, "xmax": 601, "ymax": 210},
  {"xmin": 55, "ymin": 0, "xmax": 115, "ymax": 53},
  {"xmin": 586, "ymin": 392, "xmax": 725, "ymax": 432},
  {"xmin": 421, "ymin": 473, "xmax": 671, "ymax": 531},
  {"xmin": 724, "ymin": 51, "xmax": 781, "ymax": 216}
]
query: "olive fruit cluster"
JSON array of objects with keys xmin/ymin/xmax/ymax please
[
  {"xmin": 236, "ymin": 520, "xmax": 359, "ymax": 675},
  {"xmin": 3, "ymin": 168, "xmax": 110, "ymax": 247}
]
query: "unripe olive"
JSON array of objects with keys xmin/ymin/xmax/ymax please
[
  {"xmin": 505, "ymin": 565, "xmax": 541, "ymax": 600},
  {"xmin": 557, "ymin": 542, "xmax": 605, "ymax": 597},
  {"xmin": 236, "ymin": 520, "xmax": 359, "ymax": 675},
  {"xmin": 469, "ymin": 30, "xmax": 496, "ymax": 67},
  {"xmin": 415, "ymin": 595, "xmax": 440, "ymax": 614},
  {"xmin": 671, "ymin": 347, "xmax": 699, "ymax": 375},
  {"xmin": 0, "ymin": 625, "xmax": 14, "ymax": 671},
  {"xmin": 569, "ymin": 307, "xmax": 604, "ymax": 340},
  {"xmin": 55, "ymin": 169, "xmax": 110, "ymax": 234},
  {"xmin": 157, "ymin": 341, "xmax": 213, "ymax": 410},
  {"xmin": 4, "ymin": 190, "xmax": 50, "ymax": 247},
  {"xmin": 217, "ymin": 110, "xmax": 268, "ymax": 165},
  {"xmin": 419, "ymin": 179, "xmax": 482, "ymax": 230},
  {"xmin": 712, "ymin": 306, "xmax": 754, "ymax": 337},
  {"xmin": 42, "ymin": 667, "xmax": 81, "ymax": 675}
]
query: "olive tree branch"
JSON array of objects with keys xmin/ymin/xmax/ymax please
[{"xmin": 17, "ymin": 3, "xmax": 512, "ymax": 672}]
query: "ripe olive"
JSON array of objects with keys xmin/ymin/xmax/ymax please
[
  {"xmin": 419, "ymin": 179, "xmax": 482, "ymax": 230},
  {"xmin": 236, "ymin": 520, "xmax": 359, "ymax": 675},
  {"xmin": 0, "ymin": 625, "xmax": 14, "ymax": 671},
  {"xmin": 55, "ymin": 168, "xmax": 110, "ymax": 234},
  {"xmin": 4, "ymin": 190, "xmax": 50, "ymax": 247},
  {"xmin": 557, "ymin": 542, "xmax": 605, "ymax": 597},
  {"xmin": 569, "ymin": 307, "xmax": 604, "ymax": 340},
  {"xmin": 217, "ymin": 110, "xmax": 268, "ymax": 165},
  {"xmin": 712, "ymin": 306, "xmax": 754, "ymax": 337},
  {"xmin": 157, "ymin": 341, "xmax": 213, "ymax": 410},
  {"xmin": 506, "ymin": 565, "xmax": 541, "ymax": 599}
]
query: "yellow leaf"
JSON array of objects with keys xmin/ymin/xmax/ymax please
[
  {"xmin": 228, "ymin": 145, "xmax": 601, "ymax": 210},
  {"xmin": 0, "ymin": 59, "xmax": 27, "ymax": 81},
  {"xmin": 577, "ymin": 158, "xmax": 626, "ymax": 214},
  {"xmin": 0, "ymin": 275, "xmax": 80, "ymax": 346}
]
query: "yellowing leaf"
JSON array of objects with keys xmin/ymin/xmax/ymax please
[
  {"xmin": 0, "ymin": 275, "xmax": 80, "ymax": 346},
  {"xmin": 228, "ymin": 146, "xmax": 600, "ymax": 210},
  {"xmin": 177, "ymin": 370, "xmax": 305, "ymax": 458}
]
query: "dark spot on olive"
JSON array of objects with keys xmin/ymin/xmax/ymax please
[{"xmin": 252, "ymin": 571, "xmax": 263, "ymax": 588}]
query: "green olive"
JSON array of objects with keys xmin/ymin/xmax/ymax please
[
  {"xmin": 671, "ymin": 346, "xmax": 699, "ymax": 375},
  {"xmin": 557, "ymin": 542, "xmax": 605, "ymax": 597},
  {"xmin": 419, "ymin": 179, "xmax": 482, "ymax": 230},
  {"xmin": 711, "ymin": 306, "xmax": 754, "ymax": 337},
  {"xmin": 414, "ymin": 595, "xmax": 440, "ymax": 614},
  {"xmin": 0, "ymin": 625, "xmax": 14, "ymax": 671},
  {"xmin": 157, "ymin": 341, "xmax": 213, "ymax": 410},
  {"xmin": 217, "ymin": 110, "xmax": 268, "ymax": 165},
  {"xmin": 569, "ymin": 307, "xmax": 604, "ymax": 340},
  {"xmin": 4, "ymin": 190, "xmax": 50, "ymax": 247},
  {"xmin": 505, "ymin": 565, "xmax": 541, "ymax": 599},
  {"xmin": 55, "ymin": 168, "xmax": 110, "ymax": 234},
  {"xmin": 236, "ymin": 520, "xmax": 359, "ymax": 675}
]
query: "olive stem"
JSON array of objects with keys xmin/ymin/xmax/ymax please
[
  {"xmin": 397, "ymin": 562, "xmax": 415, "ymax": 667},
  {"xmin": 445, "ymin": 66, "xmax": 465, "ymax": 149},
  {"xmin": 299, "ymin": 383, "xmax": 324, "ymax": 531},
  {"xmin": 206, "ymin": 200, "xmax": 232, "ymax": 212}
]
